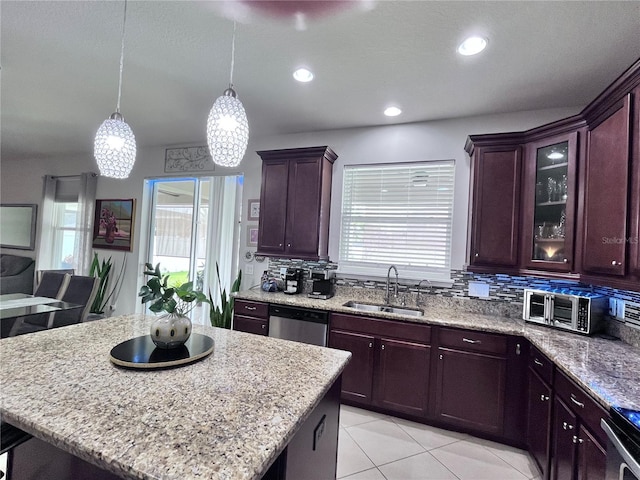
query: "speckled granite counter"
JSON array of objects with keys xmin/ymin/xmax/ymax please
[
  {"xmin": 235, "ymin": 289, "xmax": 640, "ymax": 412},
  {"xmin": 0, "ymin": 314, "xmax": 350, "ymax": 480}
]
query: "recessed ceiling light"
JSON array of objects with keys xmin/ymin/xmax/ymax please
[
  {"xmin": 457, "ymin": 36, "xmax": 487, "ymax": 56},
  {"xmin": 293, "ymin": 68, "xmax": 314, "ymax": 82},
  {"xmin": 384, "ymin": 106, "xmax": 402, "ymax": 117}
]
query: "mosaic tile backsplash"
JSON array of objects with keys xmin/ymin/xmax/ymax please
[{"xmin": 262, "ymin": 258, "xmax": 640, "ymax": 346}]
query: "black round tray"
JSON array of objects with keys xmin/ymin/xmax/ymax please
[{"xmin": 109, "ymin": 333, "xmax": 214, "ymax": 369}]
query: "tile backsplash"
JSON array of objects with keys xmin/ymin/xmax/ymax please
[{"xmin": 262, "ymin": 258, "xmax": 640, "ymax": 342}]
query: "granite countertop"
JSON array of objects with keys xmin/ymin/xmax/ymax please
[
  {"xmin": 0, "ymin": 314, "xmax": 351, "ymax": 480},
  {"xmin": 235, "ymin": 289, "xmax": 640, "ymax": 412}
]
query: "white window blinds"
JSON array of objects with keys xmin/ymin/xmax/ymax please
[{"xmin": 339, "ymin": 160, "xmax": 455, "ymax": 281}]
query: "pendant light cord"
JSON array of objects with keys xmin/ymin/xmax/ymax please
[
  {"xmin": 229, "ymin": 21, "xmax": 236, "ymax": 87},
  {"xmin": 116, "ymin": 0, "xmax": 128, "ymax": 113}
]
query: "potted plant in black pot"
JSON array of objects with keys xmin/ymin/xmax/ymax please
[{"xmin": 138, "ymin": 262, "xmax": 208, "ymax": 349}]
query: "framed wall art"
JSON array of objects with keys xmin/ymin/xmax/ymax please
[
  {"xmin": 247, "ymin": 227, "xmax": 259, "ymax": 247},
  {"xmin": 92, "ymin": 199, "xmax": 136, "ymax": 251},
  {"xmin": 247, "ymin": 199, "xmax": 260, "ymax": 221},
  {"xmin": 0, "ymin": 204, "xmax": 37, "ymax": 250}
]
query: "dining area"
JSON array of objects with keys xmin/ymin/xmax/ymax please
[{"xmin": 0, "ymin": 271, "xmax": 98, "ymax": 338}]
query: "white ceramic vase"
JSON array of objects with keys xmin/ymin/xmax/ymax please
[{"xmin": 150, "ymin": 313, "xmax": 192, "ymax": 349}]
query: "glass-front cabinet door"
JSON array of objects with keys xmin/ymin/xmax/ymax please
[{"xmin": 521, "ymin": 131, "xmax": 579, "ymax": 272}]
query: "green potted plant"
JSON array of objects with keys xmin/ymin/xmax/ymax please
[
  {"xmin": 209, "ymin": 262, "xmax": 242, "ymax": 329},
  {"xmin": 138, "ymin": 262, "xmax": 207, "ymax": 349},
  {"xmin": 89, "ymin": 253, "xmax": 126, "ymax": 316}
]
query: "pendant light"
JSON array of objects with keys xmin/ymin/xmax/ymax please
[
  {"xmin": 207, "ymin": 22, "xmax": 249, "ymax": 168},
  {"xmin": 94, "ymin": 0, "xmax": 136, "ymax": 179}
]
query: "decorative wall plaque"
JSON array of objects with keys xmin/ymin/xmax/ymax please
[{"xmin": 164, "ymin": 146, "xmax": 215, "ymax": 173}]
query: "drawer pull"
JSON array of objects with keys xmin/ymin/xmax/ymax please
[
  {"xmin": 462, "ymin": 338, "xmax": 481, "ymax": 344},
  {"xmin": 534, "ymin": 358, "xmax": 544, "ymax": 367},
  {"xmin": 563, "ymin": 422, "xmax": 573, "ymax": 430},
  {"xmin": 570, "ymin": 395, "xmax": 585, "ymax": 408},
  {"xmin": 540, "ymin": 394, "xmax": 550, "ymax": 402},
  {"xmin": 244, "ymin": 306, "xmax": 257, "ymax": 311}
]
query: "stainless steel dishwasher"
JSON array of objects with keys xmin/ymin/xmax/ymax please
[{"xmin": 268, "ymin": 304, "xmax": 329, "ymax": 347}]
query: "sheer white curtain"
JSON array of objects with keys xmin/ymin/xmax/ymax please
[
  {"xmin": 74, "ymin": 172, "xmax": 97, "ymax": 275},
  {"xmin": 36, "ymin": 175, "xmax": 58, "ymax": 272}
]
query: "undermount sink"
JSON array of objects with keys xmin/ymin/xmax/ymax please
[{"xmin": 342, "ymin": 301, "xmax": 424, "ymax": 317}]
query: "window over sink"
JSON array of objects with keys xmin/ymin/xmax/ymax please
[{"xmin": 338, "ymin": 160, "xmax": 455, "ymax": 283}]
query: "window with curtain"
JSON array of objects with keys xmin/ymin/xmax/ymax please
[
  {"xmin": 339, "ymin": 160, "xmax": 455, "ymax": 282},
  {"xmin": 37, "ymin": 173, "xmax": 97, "ymax": 275}
]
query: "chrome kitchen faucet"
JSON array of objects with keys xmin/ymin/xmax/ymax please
[{"xmin": 385, "ymin": 265, "xmax": 399, "ymax": 305}]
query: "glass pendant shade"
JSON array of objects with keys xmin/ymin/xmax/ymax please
[
  {"xmin": 94, "ymin": 112, "xmax": 137, "ymax": 179},
  {"xmin": 207, "ymin": 88, "xmax": 249, "ymax": 168}
]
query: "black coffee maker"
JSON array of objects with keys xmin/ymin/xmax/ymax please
[
  {"xmin": 284, "ymin": 268, "xmax": 304, "ymax": 295},
  {"xmin": 308, "ymin": 269, "xmax": 335, "ymax": 299}
]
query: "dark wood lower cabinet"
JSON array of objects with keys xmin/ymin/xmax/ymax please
[
  {"xmin": 551, "ymin": 393, "xmax": 607, "ymax": 480},
  {"xmin": 527, "ymin": 369, "xmax": 553, "ymax": 479},
  {"xmin": 434, "ymin": 347, "xmax": 506, "ymax": 435},
  {"xmin": 578, "ymin": 425, "xmax": 606, "ymax": 480},
  {"xmin": 328, "ymin": 330, "xmax": 374, "ymax": 403},
  {"xmin": 552, "ymin": 397, "xmax": 578, "ymax": 480},
  {"xmin": 376, "ymin": 337, "xmax": 430, "ymax": 417}
]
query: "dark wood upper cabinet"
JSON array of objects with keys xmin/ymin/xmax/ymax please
[
  {"xmin": 256, "ymin": 146, "xmax": 337, "ymax": 261},
  {"xmin": 521, "ymin": 131, "xmax": 579, "ymax": 273},
  {"xmin": 467, "ymin": 144, "xmax": 522, "ymax": 270},
  {"xmin": 581, "ymin": 95, "xmax": 631, "ymax": 277},
  {"xmin": 627, "ymin": 85, "xmax": 640, "ymax": 277},
  {"xmin": 465, "ymin": 58, "xmax": 640, "ymax": 291}
]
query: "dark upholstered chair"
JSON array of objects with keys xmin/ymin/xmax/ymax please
[
  {"xmin": 35, "ymin": 268, "xmax": 74, "ymax": 285},
  {"xmin": 47, "ymin": 275, "xmax": 99, "ymax": 328},
  {"xmin": 7, "ymin": 272, "xmax": 71, "ymax": 336}
]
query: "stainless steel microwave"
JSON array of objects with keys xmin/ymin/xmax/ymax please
[{"xmin": 523, "ymin": 288, "xmax": 608, "ymax": 335}]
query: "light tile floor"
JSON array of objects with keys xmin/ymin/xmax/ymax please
[{"xmin": 338, "ymin": 405, "xmax": 542, "ymax": 480}]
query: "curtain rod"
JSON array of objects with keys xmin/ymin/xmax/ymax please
[{"xmin": 46, "ymin": 172, "xmax": 98, "ymax": 179}]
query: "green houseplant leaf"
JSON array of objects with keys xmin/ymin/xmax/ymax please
[
  {"xmin": 209, "ymin": 262, "xmax": 242, "ymax": 329},
  {"xmin": 139, "ymin": 262, "xmax": 206, "ymax": 317}
]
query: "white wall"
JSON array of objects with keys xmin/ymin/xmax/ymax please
[{"xmin": 0, "ymin": 106, "xmax": 579, "ymax": 313}]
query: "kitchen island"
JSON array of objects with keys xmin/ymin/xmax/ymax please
[{"xmin": 0, "ymin": 314, "xmax": 351, "ymax": 479}]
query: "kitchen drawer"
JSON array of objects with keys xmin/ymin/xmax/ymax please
[
  {"xmin": 528, "ymin": 345, "xmax": 554, "ymax": 385},
  {"xmin": 233, "ymin": 315, "xmax": 268, "ymax": 336},
  {"xmin": 234, "ymin": 300, "xmax": 269, "ymax": 319},
  {"xmin": 438, "ymin": 327, "xmax": 508, "ymax": 355},
  {"xmin": 330, "ymin": 313, "xmax": 431, "ymax": 344},
  {"xmin": 554, "ymin": 369, "xmax": 609, "ymax": 445}
]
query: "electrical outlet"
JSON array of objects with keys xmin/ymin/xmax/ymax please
[
  {"xmin": 245, "ymin": 264, "xmax": 254, "ymax": 275},
  {"xmin": 609, "ymin": 298, "xmax": 617, "ymax": 316},
  {"xmin": 616, "ymin": 299, "xmax": 625, "ymax": 320},
  {"xmin": 468, "ymin": 281, "xmax": 490, "ymax": 298}
]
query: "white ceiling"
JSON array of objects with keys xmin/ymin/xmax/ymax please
[{"xmin": 2, "ymin": 1, "xmax": 639, "ymax": 162}]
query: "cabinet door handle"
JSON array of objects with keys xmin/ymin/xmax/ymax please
[
  {"xmin": 279, "ymin": 243, "xmax": 283, "ymax": 247},
  {"xmin": 563, "ymin": 258, "xmax": 568, "ymax": 263},
  {"xmin": 474, "ymin": 252, "xmax": 479, "ymax": 257},
  {"xmin": 368, "ymin": 342, "xmax": 373, "ymax": 348},
  {"xmin": 287, "ymin": 243, "xmax": 291, "ymax": 247},
  {"xmin": 572, "ymin": 435, "xmax": 578, "ymax": 444},
  {"xmin": 463, "ymin": 338, "xmax": 481, "ymax": 344},
  {"xmin": 439, "ymin": 354, "xmax": 443, "ymax": 360},
  {"xmin": 381, "ymin": 344, "xmax": 385, "ymax": 350},
  {"xmin": 540, "ymin": 394, "xmax": 550, "ymax": 401},
  {"xmin": 570, "ymin": 394, "xmax": 585, "ymax": 408},
  {"xmin": 261, "ymin": 324, "xmax": 266, "ymax": 329},
  {"xmin": 516, "ymin": 343, "xmax": 521, "ymax": 355},
  {"xmin": 534, "ymin": 358, "xmax": 544, "ymax": 367},
  {"xmin": 245, "ymin": 306, "xmax": 257, "ymax": 311},
  {"xmin": 563, "ymin": 422, "xmax": 574, "ymax": 430}
]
